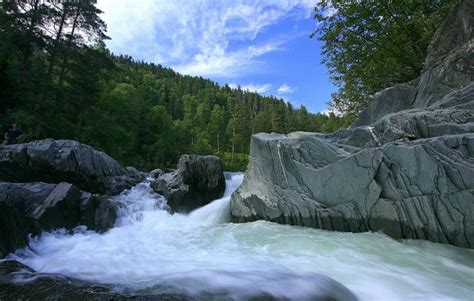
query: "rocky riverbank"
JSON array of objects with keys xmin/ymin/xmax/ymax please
[
  {"xmin": 0, "ymin": 138, "xmax": 227, "ymax": 258},
  {"xmin": 0, "ymin": 139, "xmax": 145, "ymax": 258},
  {"xmin": 230, "ymin": 1, "xmax": 474, "ymax": 249}
]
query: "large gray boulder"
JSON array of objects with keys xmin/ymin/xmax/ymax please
[
  {"xmin": 151, "ymin": 155, "xmax": 226, "ymax": 211},
  {"xmin": 0, "ymin": 182, "xmax": 122, "ymax": 258},
  {"xmin": 231, "ymin": 133, "xmax": 474, "ymax": 248},
  {"xmin": 0, "ymin": 139, "xmax": 145, "ymax": 195},
  {"xmin": 0, "ymin": 182, "xmax": 91, "ymax": 257},
  {"xmin": 230, "ymin": 2, "xmax": 474, "ymax": 249}
]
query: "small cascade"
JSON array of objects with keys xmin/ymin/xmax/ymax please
[{"xmin": 6, "ymin": 172, "xmax": 474, "ymax": 300}]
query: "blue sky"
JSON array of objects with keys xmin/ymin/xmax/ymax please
[{"xmin": 97, "ymin": 0, "xmax": 335, "ymax": 113}]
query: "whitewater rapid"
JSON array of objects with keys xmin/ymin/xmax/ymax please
[{"xmin": 9, "ymin": 173, "xmax": 474, "ymax": 300}]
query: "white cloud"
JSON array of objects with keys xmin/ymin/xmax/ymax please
[
  {"xmin": 319, "ymin": 108, "xmax": 330, "ymax": 115},
  {"xmin": 174, "ymin": 39, "xmax": 288, "ymax": 78},
  {"xmin": 277, "ymin": 84, "xmax": 295, "ymax": 94},
  {"xmin": 97, "ymin": 0, "xmax": 317, "ymax": 78},
  {"xmin": 228, "ymin": 83, "xmax": 272, "ymax": 94},
  {"xmin": 243, "ymin": 83, "xmax": 272, "ymax": 93},
  {"xmin": 323, "ymin": 6, "xmax": 338, "ymax": 18}
]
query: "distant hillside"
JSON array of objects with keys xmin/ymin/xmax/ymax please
[{"xmin": 0, "ymin": 1, "xmax": 349, "ymax": 170}]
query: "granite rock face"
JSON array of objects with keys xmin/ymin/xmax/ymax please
[
  {"xmin": 231, "ymin": 133, "xmax": 474, "ymax": 248},
  {"xmin": 0, "ymin": 139, "xmax": 145, "ymax": 195},
  {"xmin": 230, "ymin": 2, "xmax": 474, "ymax": 248},
  {"xmin": 151, "ymin": 155, "xmax": 226, "ymax": 211}
]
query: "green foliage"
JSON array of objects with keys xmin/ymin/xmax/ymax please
[
  {"xmin": 191, "ymin": 133, "xmax": 214, "ymax": 156},
  {"xmin": 312, "ymin": 0, "xmax": 458, "ymax": 115},
  {"xmin": 218, "ymin": 152, "xmax": 249, "ymax": 172},
  {"xmin": 1, "ymin": 1, "xmax": 351, "ymax": 171}
]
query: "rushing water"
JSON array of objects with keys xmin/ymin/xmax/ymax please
[{"xmin": 9, "ymin": 173, "xmax": 474, "ymax": 300}]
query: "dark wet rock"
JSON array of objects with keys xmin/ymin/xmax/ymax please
[
  {"xmin": 0, "ymin": 182, "xmax": 127, "ymax": 258},
  {"xmin": 127, "ymin": 166, "xmax": 147, "ymax": 181},
  {"xmin": 0, "ymin": 139, "xmax": 145, "ymax": 195},
  {"xmin": 151, "ymin": 155, "xmax": 226, "ymax": 211},
  {"xmin": 93, "ymin": 195, "xmax": 123, "ymax": 232},
  {"xmin": 230, "ymin": 3, "xmax": 474, "ymax": 249},
  {"xmin": 150, "ymin": 168, "xmax": 164, "ymax": 179},
  {"xmin": 0, "ymin": 140, "xmax": 146, "ymax": 257},
  {"xmin": 0, "ymin": 260, "xmax": 357, "ymax": 301},
  {"xmin": 0, "ymin": 182, "xmax": 96, "ymax": 258},
  {"xmin": 0, "ymin": 260, "xmax": 187, "ymax": 301}
]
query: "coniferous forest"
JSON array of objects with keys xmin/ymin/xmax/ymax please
[
  {"xmin": 0, "ymin": 1, "xmax": 350, "ymax": 171},
  {"xmin": 0, "ymin": 1, "xmax": 456, "ymax": 170}
]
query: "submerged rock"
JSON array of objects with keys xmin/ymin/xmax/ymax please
[
  {"xmin": 0, "ymin": 139, "xmax": 145, "ymax": 195},
  {"xmin": 0, "ymin": 260, "xmax": 357, "ymax": 301},
  {"xmin": 0, "ymin": 260, "xmax": 188, "ymax": 301},
  {"xmin": 230, "ymin": 2, "xmax": 474, "ymax": 249},
  {"xmin": 151, "ymin": 155, "xmax": 226, "ymax": 211}
]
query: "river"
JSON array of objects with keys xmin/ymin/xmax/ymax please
[{"xmin": 9, "ymin": 173, "xmax": 474, "ymax": 300}]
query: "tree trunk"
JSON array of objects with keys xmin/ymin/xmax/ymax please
[
  {"xmin": 39, "ymin": 4, "xmax": 68, "ymax": 130},
  {"xmin": 20, "ymin": 0, "xmax": 41, "ymax": 83},
  {"xmin": 58, "ymin": 9, "xmax": 80, "ymax": 86},
  {"xmin": 231, "ymin": 124, "xmax": 236, "ymax": 167},
  {"xmin": 46, "ymin": 7, "xmax": 67, "ymax": 85}
]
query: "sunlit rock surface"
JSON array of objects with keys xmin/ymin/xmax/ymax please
[
  {"xmin": 230, "ymin": 2, "xmax": 474, "ymax": 248},
  {"xmin": 0, "ymin": 139, "xmax": 144, "ymax": 195}
]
